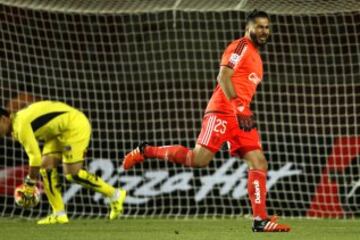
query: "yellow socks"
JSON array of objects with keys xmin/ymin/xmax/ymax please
[
  {"xmin": 65, "ymin": 169, "xmax": 115, "ymax": 197},
  {"xmin": 40, "ymin": 168, "xmax": 65, "ymax": 213}
]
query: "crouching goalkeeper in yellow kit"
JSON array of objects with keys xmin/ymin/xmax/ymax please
[{"xmin": 0, "ymin": 100, "xmax": 126, "ymax": 224}]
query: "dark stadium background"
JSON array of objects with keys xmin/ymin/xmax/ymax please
[{"xmin": 1, "ymin": 4, "xmax": 359, "ymax": 217}]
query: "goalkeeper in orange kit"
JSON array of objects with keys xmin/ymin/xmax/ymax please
[
  {"xmin": 123, "ymin": 10, "xmax": 290, "ymax": 232},
  {"xmin": 0, "ymin": 101, "xmax": 126, "ymax": 224}
]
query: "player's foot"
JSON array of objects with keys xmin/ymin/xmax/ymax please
[
  {"xmin": 122, "ymin": 142, "xmax": 148, "ymax": 170},
  {"xmin": 109, "ymin": 189, "xmax": 127, "ymax": 220},
  {"xmin": 252, "ymin": 215, "xmax": 290, "ymax": 232},
  {"xmin": 37, "ymin": 214, "xmax": 69, "ymax": 224}
]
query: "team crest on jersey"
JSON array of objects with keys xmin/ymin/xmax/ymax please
[
  {"xmin": 229, "ymin": 53, "xmax": 240, "ymax": 65},
  {"xmin": 248, "ymin": 72, "xmax": 262, "ymax": 85}
]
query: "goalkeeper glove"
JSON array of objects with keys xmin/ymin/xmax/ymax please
[
  {"xmin": 236, "ymin": 114, "xmax": 256, "ymax": 131},
  {"xmin": 19, "ymin": 176, "xmax": 38, "ymax": 208},
  {"xmin": 231, "ymin": 98, "xmax": 256, "ymax": 132}
]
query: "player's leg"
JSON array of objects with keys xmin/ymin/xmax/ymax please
[
  {"xmin": 63, "ymin": 161, "xmax": 126, "ymax": 220},
  {"xmin": 230, "ymin": 129, "xmax": 290, "ymax": 232},
  {"xmin": 243, "ymin": 149, "xmax": 290, "ymax": 232},
  {"xmin": 63, "ymin": 161, "xmax": 119, "ymax": 200},
  {"xmin": 62, "ymin": 112, "xmax": 126, "ymax": 220},
  {"xmin": 242, "ymin": 149, "xmax": 268, "ymax": 221},
  {"xmin": 147, "ymin": 143, "xmax": 214, "ymax": 166},
  {"xmin": 123, "ymin": 114, "xmax": 226, "ymax": 169},
  {"xmin": 123, "ymin": 143, "xmax": 214, "ymax": 169},
  {"xmin": 37, "ymin": 139, "xmax": 69, "ymax": 225}
]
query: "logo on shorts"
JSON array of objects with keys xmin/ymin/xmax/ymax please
[{"xmin": 63, "ymin": 145, "xmax": 72, "ymax": 151}]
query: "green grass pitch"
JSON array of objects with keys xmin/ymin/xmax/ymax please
[{"xmin": 1, "ymin": 217, "xmax": 359, "ymax": 240}]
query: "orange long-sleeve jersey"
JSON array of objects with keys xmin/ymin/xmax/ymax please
[{"xmin": 205, "ymin": 37, "xmax": 263, "ymax": 116}]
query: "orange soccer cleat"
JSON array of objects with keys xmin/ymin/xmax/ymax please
[
  {"xmin": 252, "ymin": 215, "xmax": 291, "ymax": 232},
  {"xmin": 122, "ymin": 142, "xmax": 148, "ymax": 170}
]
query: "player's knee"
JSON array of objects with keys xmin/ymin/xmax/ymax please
[
  {"xmin": 249, "ymin": 156, "xmax": 268, "ymax": 170},
  {"xmin": 191, "ymin": 147, "xmax": 213, "ymax": 168},
  {"xmin": 255, "ymin": 159, "xmax": 268, "ymax": 170},
  {"xmin": 41, "ymin": 154, "xmax": 61, "ymax": 169},
  {"xmin": 193, "ymin": 162, "xmax": 208, "ymax": 168},
  {"xmin": 243, "ymin": 150, "xmax": 268, "ymax": 170},
  {"xmin": 192, "ymin": 158, "xmax": 211, "ymax": 168}
]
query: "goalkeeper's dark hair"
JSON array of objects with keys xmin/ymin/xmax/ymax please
[
  {"xmin": 0, "ymin": 107, "xmax": 10, "ymax": 117},
  {"xmin": 246, "ymin": 9, "xmax": 269, "ymax": 24}
]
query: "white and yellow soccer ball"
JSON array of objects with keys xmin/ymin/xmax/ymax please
[{"xmin": 14, "ymin": 184, "xmax": 41, "ymax": 208}]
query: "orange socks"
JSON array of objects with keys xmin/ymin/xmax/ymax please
[
  {"xmin": 248, "ymin": 169, "xmax": 268, "ymax": 220},
  {"xmin": 144, "ymin": 145, "xmax": 195, "ymax": 167}
]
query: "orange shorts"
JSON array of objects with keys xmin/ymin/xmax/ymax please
[{"xmin": 196, "ymin": 113, "xmax": 262, "ymax": 157}]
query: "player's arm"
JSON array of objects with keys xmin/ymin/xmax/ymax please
[
  {"xmin": 217, "ymin": 66, "xmax": 255, "ymax": 131},
  {"xmin": 218, "ymin": 48, "xmax": 256, "ymax": 132},
  {"xmin": 15, "ymin": 123, "xmax": 41, "ymax": 179},
  {"xmin": 14, "ymin": 123, "xmax": 41, "ymax": 204},
  {"xmin": 218, "ymin": 41, "xmax": 250, "ymax": 110},
  {"xmin": 217, "ymin": 66, "xmax": 237, "ymax": 100}
]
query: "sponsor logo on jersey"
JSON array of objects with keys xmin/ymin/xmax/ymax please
[
  {"xmin": 229, "ymin": 53, "xmax": 240, "ymax": 65},
  {"xmin": 248, "ymin": 72, "xmax": 262, "ymax": 85}
]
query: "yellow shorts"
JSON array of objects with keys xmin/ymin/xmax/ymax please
[{"xmin": 42, "ymin": 111, "xmax": 91, "ymax": 164}]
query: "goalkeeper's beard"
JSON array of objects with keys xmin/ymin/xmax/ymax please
[{"xmin": 250, "ymin": 32, "xmax": 269, "ymax": 48}]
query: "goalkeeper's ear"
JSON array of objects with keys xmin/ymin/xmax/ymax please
[
  {"xmin": 0, "ymin": 107, "xmax": 10, "ymax": 117},
  {"xmin": 0, "ymin": 107, "xmax": 11, "ymax": 137}
]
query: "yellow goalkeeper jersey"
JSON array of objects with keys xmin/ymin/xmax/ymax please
[{"xmin": 11, "ymin": 101, "xmax": 82, "ymax": 167}]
